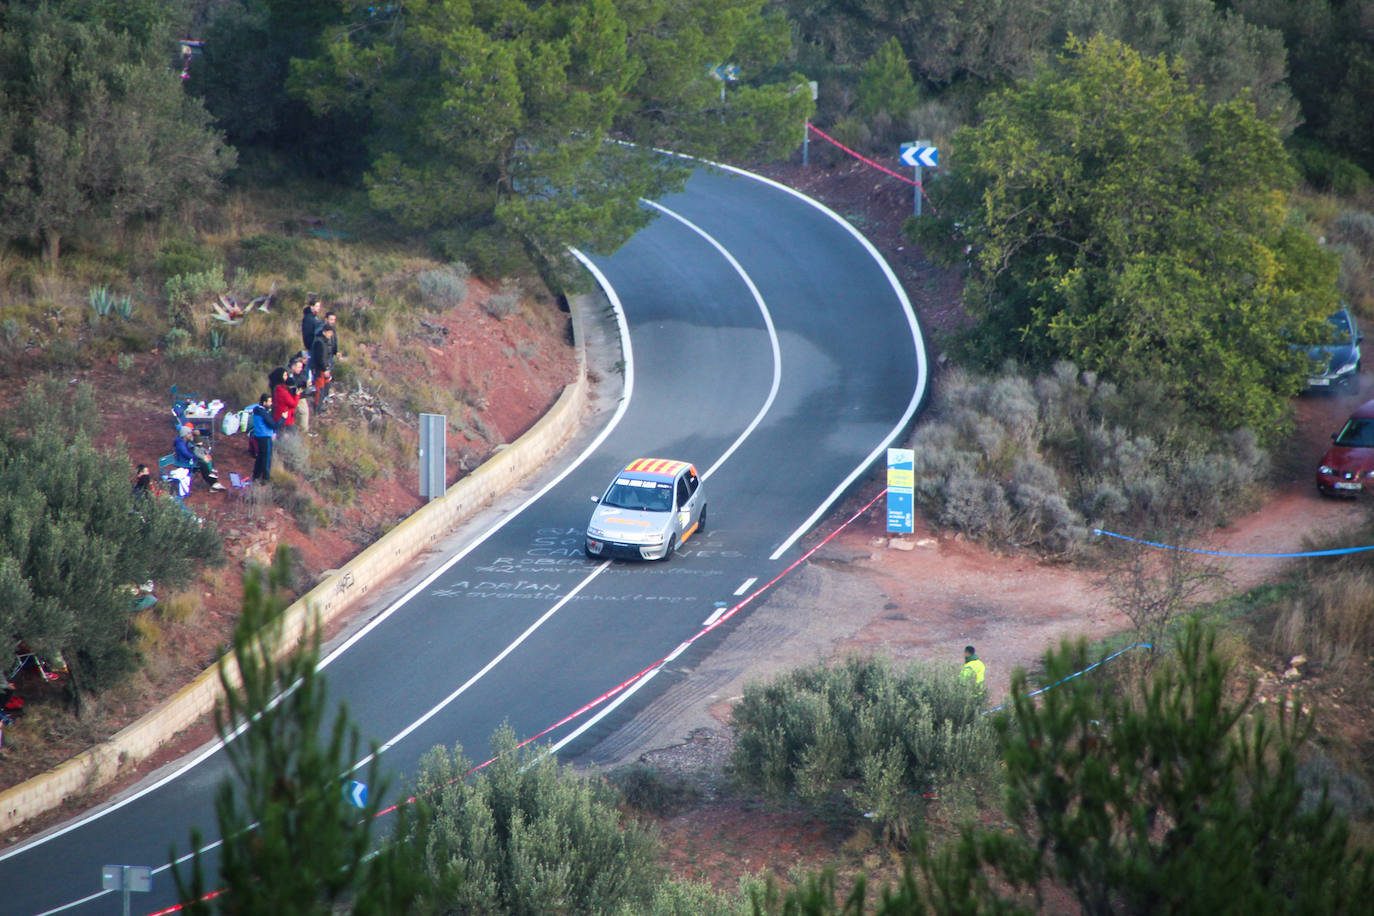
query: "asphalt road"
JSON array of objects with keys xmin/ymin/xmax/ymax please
[{"xmin": 0, "ymin": 163, "xmax": 926, "ymax": 916}]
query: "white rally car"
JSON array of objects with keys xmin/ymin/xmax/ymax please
[{"xmin": 584, "ymin": 458, "xmax": 706, "ymax": 561}]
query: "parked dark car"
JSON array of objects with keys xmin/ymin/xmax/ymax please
[
  {"xmin": 1316, "ymin": 398, "xmax": 1374, "ymax": 496},
  {"xmin": 1301, "ymin": 306, "xmax": 1362, "ymax": 393}
]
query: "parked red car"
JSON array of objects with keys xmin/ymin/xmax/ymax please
[{"xmin": 1316, "ymin": 398, "xmax": 1374, "ymax": 496}]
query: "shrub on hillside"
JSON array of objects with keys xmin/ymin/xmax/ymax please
[
  {"xmin": 0, "ymin": 378, "xmax": 222, "ymax": 691},
  {"xmin": 155, "ymin": 238, "xmax": 221, "ymax": 279},
  {"xmin": 411, "ymin": 725, "xmax": 668, "ymax": 913},
  {"xmin": 910, "ymin": 363, "xmax": 1267, "ymax": 551},
  {"xmin": 730, "ymin": 656, "xmax": 997, "ymax": 846},
  {"xmin": 417, "ymin": 263, "xmax": 470, "ymax": 309},
  {"xmin": 237, "ymin": 234, "xmax": 309, "ymax": 279},
  {"xmin": 164, "ymin": 269, "xmax": 225, "ymax": 329},
  {"xmin": 482, "ymin": 289, "xmax": 521, "ymax": 320}
]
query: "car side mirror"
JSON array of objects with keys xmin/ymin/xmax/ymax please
[
  {"xmin": 590, "ymin": 495, "xmax": 600, "ymax": 504},
  {"xmin": 1333, "ymin": 433, "xmax": 1339, "ymax": 442}
]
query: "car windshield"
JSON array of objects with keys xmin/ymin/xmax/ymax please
[
  {"xmin": 1326, "ymin": 310, "xmax": 1354, "ymax": 344},
  {"xmin": 1334, "ymin": 418, "xmax": 1374, "ymax": 448},
  {"xmin": 601, "ymin": 479, "xmax": 674, "ymax": 512}
]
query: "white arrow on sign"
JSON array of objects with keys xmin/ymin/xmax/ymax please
[
  {"xmin": 345, "ymin": 780, "xmax": 368, "ymax": 808},
  {"xmin": 899, "ymin": 145, "xmax": 938, "ymax": 168}
]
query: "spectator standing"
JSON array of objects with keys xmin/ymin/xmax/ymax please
[
  {"xmin": 250, "ymin": 393, "xmax": 279, "ymax": 481},
  {"xmin": 960, "ymin": 645, "xmax": 985, "ymax": 687},
  {"xmin": 286, "ymin": 353, "xmax": 311, "ymax": 433},
  {"xmin": 301, "ymin": 297, "xmax": 324, "ymax": 351},
  {"xmin": 311, "ymin": 325, "xmax": 336, "ymax": 413},
  {"xmin": 175, "ymin": 424, "xmax": 225, "ymax": 491},
  {"xmin": 271, "ymin": 367, "xmax": 301, "ymax": 430},
  {"xmin": 323, "ymin": 310, "xmax": 340, "ymax": 363}
]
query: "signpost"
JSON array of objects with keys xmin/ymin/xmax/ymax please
[
  {"xmin": 419, "ymin": 413, "xmax": 446, "ymax": 501},
  {"xmin": 102, "ymin": 865, "xmax": 152, "ymax": 916},
  {"xmin": 899, "ymin": 141, "xmax": 938, "ymax": 217},
  {"xmin": 887, "ymin": 448, "xmax": 915, "ymax": 534},
  {"xmin": 802, "ymin": 80, "xmax": 819, "ymax": 165},
  {"xmin": 708, "ymin": 63, "xmax": 739, "ymax": 103}
]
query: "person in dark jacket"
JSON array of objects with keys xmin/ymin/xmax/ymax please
[
  {"xmin": 300, "ymin": 297, "xmax": 324, "ymax": 351},
  {"xmin": 285, "ymin": 353, "xmax": 311, "ymax": 433},
  {"xmin": 250, "ymin": 393, "xmax": 280, "ymax": 481},
  {"xmin": 311, "ymin": 325, "xmax": 335, "ymax": 412}
]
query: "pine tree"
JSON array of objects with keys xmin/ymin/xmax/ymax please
[{"xmin": 172, "ymin": 549, "xmax": 443, "ymax": 914}]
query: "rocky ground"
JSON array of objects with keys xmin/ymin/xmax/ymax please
[{"xmin": 3, "ymin": 155, "xmax": 1372, "ymax": 904}]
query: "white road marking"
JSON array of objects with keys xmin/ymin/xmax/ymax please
[{"xmin": 734, "ymin": 577, "xmax": 757, "ymax": 596}]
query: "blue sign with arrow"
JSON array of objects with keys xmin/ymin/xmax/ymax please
[
  {"xmin": 899, "ymin": 144, "xmax": 938, "ymax": 168},
  {"xmin": 344, "ymin": 780, "xmax": 368, "ymax": 809}
]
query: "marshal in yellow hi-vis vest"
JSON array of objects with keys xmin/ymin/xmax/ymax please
[{"xmin": 961, "ymin": 646, "xmax": 985, "ymax": 686}]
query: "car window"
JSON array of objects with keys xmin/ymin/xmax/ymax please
[
  {"xmin": 603, "ymin": 479, "xmax": 673, "ymax": 511},
  {"xmin": 676, "ymin": 477, "xmax": 689, "ymax": 506},
  {"xmin": 1335, "ymin": 418, "xmax": 1374, "ymax": 448},
  {"xmin": 685, "ymin": 470, "xmax": 699, "ymax": 494},
  {"xmin": 1329, "ymin": 310, "xmax": 1353, "ymax": 343}
]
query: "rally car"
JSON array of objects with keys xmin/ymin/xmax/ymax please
[{"xmin": 585, "ymin": 458, "xmax": 706, "ymax": 561}]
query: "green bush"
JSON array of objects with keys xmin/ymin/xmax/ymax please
[
  {"xmin": 155, "ymin": 237, "xmax": 221, "ymax": 279},
  {"xmin": 0, "ymin": 378, "xmax": 221, "ymax": 690},
  {"xmin": 608, "ymin": 763, "xmax": 700, "ymax": 818},
  {"xmin": 1290, "ymin": 139, "xmax": 1374, "ymax": 197},
  {"xmin": 412, "ymin": 725, "xmax": 668, "ymax": 914},
  {"xmin": 730, "ymin": 656, "xmax": 998, "ymax": 846},
  {"xmin": 237, "ymin": 234, "xmax": 309, "ymax": 279},
  {"xmin": 164, "ymin": 268, "xmax": 225, "ymax": 329},
  {"xmin": 909, "ymin": 363, "xmax": 1267, "ymax": 552},
  {"xmin": 417, "ymin": 263, "xmax": 470, "ymax": 309}
]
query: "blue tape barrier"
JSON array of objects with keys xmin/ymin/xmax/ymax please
[
  {"xmin": 982, "ymin": 642, "xmax": 1153, "ymax": 715},
  {"xmin": 1093, "ymin": 527, "xmax": 1374, "ymax": 559}
]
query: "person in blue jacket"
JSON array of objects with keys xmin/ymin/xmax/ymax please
[
  {"xmin": 250, "ymin": 392, "xmax": 280, "ymax": 482},
  {"xmin": 174, "ymin": 424, "xmax": 224, "ymax": 491}
]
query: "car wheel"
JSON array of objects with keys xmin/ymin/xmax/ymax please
[
  {"xmin": 660, "ymin": 535, "xmax": 677, "ymax": 562},
  {"xmin": 697, "ymin": 504, "xmax": 707, "ymax": 533}
]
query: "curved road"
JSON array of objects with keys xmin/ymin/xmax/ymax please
[{"xmin": 0, "ymin": 163, "xmax": 926, "ymax": 915}]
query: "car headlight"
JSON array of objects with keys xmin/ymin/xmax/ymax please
[
  {"xmin": 1333, "ymin": 359, "xmax": 1359, "ymax": 377},
  {"xmin": 1319, "ymin": 465, "xmax": 1335, "ymax": 475},
  {"xmin": 587, "ymin": 526, "xmax": 607, "ymax": 539}
]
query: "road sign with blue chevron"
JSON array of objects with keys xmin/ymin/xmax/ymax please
[{"xmin": 899, "ymin": 144, "xmax": 938, "ymax": 168}]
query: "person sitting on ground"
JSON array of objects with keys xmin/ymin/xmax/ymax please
[
  {"xmin": 132, "ymin": 463, "xmax": 154, "ymax": 500},
  {"xmin": 270, "ymin": 367, "xmax": 301, "ymax": 431},
  {"xmin": 174, "ymin": 425, "xmax": 225, "ymax": 491}
]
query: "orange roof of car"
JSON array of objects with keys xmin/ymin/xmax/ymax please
[{"xmin": 622, "ymin": 458, "xmax": 691, "ymax": 479}]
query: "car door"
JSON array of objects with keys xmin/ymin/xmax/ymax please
[{"xmin": 675, "ymin": 468, "xmax": 703, "ymax": 540}]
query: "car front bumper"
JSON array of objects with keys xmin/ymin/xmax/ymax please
[{"xmin": 585, "ymin": 537, "xmax": 670, "ymax": 561}]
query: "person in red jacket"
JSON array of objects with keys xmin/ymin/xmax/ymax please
[{"xmin": 270, "ymin": 367, "xmax": 300, "ymax": 430}]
